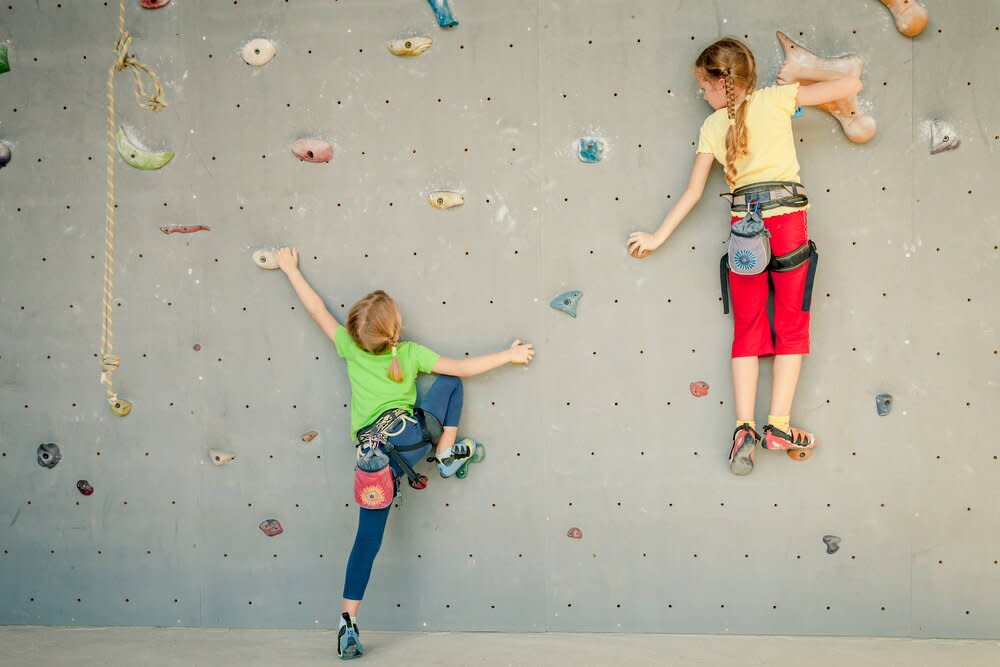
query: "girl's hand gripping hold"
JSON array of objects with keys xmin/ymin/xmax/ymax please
[
  {"xmin": 627, "ymin": 231, "xmax": 664, "ymax": 259},
  {"xmin": 509, "ymin": 339, "xmax": 534, "ymax": 365},
  {"xmin": 275, "ymin": 246, "xmax": 299, "ymax": 274}
]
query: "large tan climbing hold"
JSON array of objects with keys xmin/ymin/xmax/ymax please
[
  {"xmin": 776, "ymin": 31, "xmax": 876, "ymax": 145},
  {"xmin": 879, "ymin": 0, "xmax": 928, "ymax": 37},
  {"xmin": 428, "ymin": 191, "xmax": 464, "ymax": 209},
  {"xmin": 388, "ymin": 36, "xmax": 432, "ymax": 56},
  {"xmin": 210, "ymin": 449, "xmax": 236, "ymax": 466}
]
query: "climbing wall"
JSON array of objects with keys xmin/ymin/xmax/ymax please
[{"xmin": 1, "ymin": 0, "xmax": 998, "ymax": 638}]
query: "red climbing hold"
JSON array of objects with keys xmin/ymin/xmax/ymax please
[
  {"xmin": 259, "ymin": 519, "xmax": 283, "ymax": 537},
  {"xmin": 567, "ymin": 527, "xmax": 583, "ymax": 539},
  {"xmin": 292, "ymin": 138, "xmax": 333, "ymax": 163},
  {"xmin": 689, "ymin": 381, "xmax": 709, "ymax": 398},
  {"xmin": 77, "ymin": 480, "xmax": 94, "ymax": 496},
  {"xmin": 139, "ymin": 0, "xmax": 170, "ymax": 8}
]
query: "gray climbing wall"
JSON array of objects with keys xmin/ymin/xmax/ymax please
[{"xmin": 1, "ymin": 0, "xmax": 998, "ymax": 639}]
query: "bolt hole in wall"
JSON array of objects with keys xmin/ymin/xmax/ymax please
[{"xmin": 0, "ymin": 0, "xmax": 997, "ymax": 639}]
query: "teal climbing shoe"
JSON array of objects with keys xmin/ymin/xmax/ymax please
[
  {"xmin": 337, "ymin": 613, "xmax": 363, "ymax": 660},
  {"xmin": 436, "ymin": 438, "xmax": 476, "ymax": 478}
]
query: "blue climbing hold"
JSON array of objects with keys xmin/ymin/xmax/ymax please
[
  {"xmin": 427, "ymin": 0, "xmax": 458, "ymax": 28},
  {"xmin": 578, "ymin": 137, "xmax": 604, "ymax": 163},
  {"xmin": 875, "ymin": 393, "xmax": 892, "ymax": 417},
  {"xmin": 791, "ymin": 106, "xmax": 803, "ymax": 119},
  {"xmin": 550, "ymin": 290, "xmax": 582, "ymax": 318}
]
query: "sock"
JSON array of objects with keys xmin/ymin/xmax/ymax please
[
  {"xmin": 768, "ymin": 415, "xmax": 790, "ymax": 433},
  {"xmin": 736, "ymin": 420, "xmax": 756, "ymax": 432}
]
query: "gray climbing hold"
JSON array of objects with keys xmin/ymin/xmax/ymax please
[
  {"xmin": 259, "ymin": 519, "xmax": 283, "ymax": 537},
  {"xmin": 0, "ymin": 140, "xmax": 11, "ymax": 168},
  {"xmin": 930, "ymin": 120, "xmax": 960, "ymax": 155},
  {"xmin": 550, "ymin": 290, "xmax": 582, "ymax": 318},
  {"xmin": 210, "ymin": 449, "xmax": 235, "ymax": 467},
  {"xmin": 876, "ymin": 393, "xmax": 892, "ymax": 417},
  {"xmin": 37, "ymin": 443, "xmax": 62, "ymax": 469},
  {"xmin": 427, "ymin": 0, "xmax": 458, "ymax": 28},
  {"xmin": 578, "ymin": 137, "xmax": 605, "ymax": 163},
  {"xmin": 822, "ymin": 535, "xmax": 841, "ymax": 555}
]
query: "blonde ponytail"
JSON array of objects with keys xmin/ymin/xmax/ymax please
[{"xmin": 388, "ymin": 342, "xmax": 403, "ymax": 383}]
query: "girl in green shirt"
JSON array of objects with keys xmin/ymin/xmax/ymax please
[{"xmin": 275, "ymin": 247, "xmax": 534, "ymax": 660}]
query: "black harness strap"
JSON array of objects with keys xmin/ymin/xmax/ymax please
[
  {"xmin": 356, "ymin": 408, "xmax": 434, "ymax": 490},
  {"xmin": 719, "ymin": 240, "xmax": 818, "ymax": 315}
]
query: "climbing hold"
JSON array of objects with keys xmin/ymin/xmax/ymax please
[
  {"xmin": 193, "ymin": 344, "xmax": 201, "ymax": 351},
  {"xmin": 776, "ymin": 31, "xmax": 876, "ymax": 144},
  {"xmin": 259, "ymin": 519, "xmax": 283, "ymax": 537},
  {"xmin": 242, "ymin": 38, "xmax": 276, "ymax": 67},
  {"xmin": 875, "ymin": 393, "xmax": 893, "ymax": 416},
  {"xmin": 878, "ymin": 0, "xmax": 929, "ymax": 37},
  {"xmin": 791, "ymin": 106, "xmax": 803, "ymax": 119},
  {"xmin": 929, "ymin": 120, "xmax": 960, "ymax": 155},
  {"xmin": 388, "ymin": 36, "xmax": 433, "ymax": 56},
  {"xmin": 822, "ymin": 535, "xmax": 841, "ymax": 555},
  {"xmin": 567, "ymin": 527, "xmax": 583, "ymax": 539},
  {"xmin": 0, "ymin": 140, "xmax": 11, "ymax": 168},
  {"xmin": 578, "ymin": 137, "xmax": 605, "ymax": 163},
  {"xmin": 428, "ymin": 191, "xmax": 464, "ymax": 209},
  {"xmin": 291, "ymin": 138, "xmax": 333, "ymax": 163},
  {"xmin": 253, "ymin": 249, "xmax": 279, "ymax": 270},
  {"xmin": 37, "ymin": 443, "xmax": 62, "ymax": 469},
  {"xmin": 210, "ymin": 449, "xmax": 236, "ymax": 467},
  {"xmin": 139, "ymin": 0, "xmax": 170, "ymax": 8},
  {"xmin": 76, "ymin": 480, "xmax": 94, "ymax": 496},
  {"xmin": 549, "ymin": 290, "xmax": 582, "ymax": 318},
  {"xmin": 788, "ymin": 449, "xmax": 812, "ymax": 461},
  {"xmin": 689, "ymin": 381, "xmax": 710, "ymax": 398},
  {"xmin": 109, "ymin": 397, "xmax": 132, "ymax": 417},
  {"xmin": 0, "ymin": 44, "xmax": 9, "ymax": 74},
  {"xmin": 427, "ymin": 0, "xmax": 458, "ymax": 28},
  {"xmin": 160, "ymin": 225, "xmax": 211, "ymax": 235},
  {"xmin": 301, "ymin": 431, "xmax": 319, "ymax": 443},
  {"xmin": 116, "ymin": 125, "xmax": 174, "ymax": 170}
]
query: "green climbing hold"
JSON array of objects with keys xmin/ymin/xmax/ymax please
[
  {"xmin": 0, "ymin": 45, "xmax": 9, "ymax": 75},
  {"xmin": 116, "ymin": 125, "xmax": 174, "ymax": 170}
]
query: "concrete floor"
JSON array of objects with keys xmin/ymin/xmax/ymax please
[{"xmin": 2, "ymin": 627, "xmax": 999, "ymax": 667}]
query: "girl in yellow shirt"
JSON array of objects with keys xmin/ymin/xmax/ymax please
[{"xmin": 627, "ymin": 37, "xmax": 862, "ymax": 475}]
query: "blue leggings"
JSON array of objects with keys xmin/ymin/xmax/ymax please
[{"xmin": 343, "ymin": 374, "xmax": 463, "ymax": 601}]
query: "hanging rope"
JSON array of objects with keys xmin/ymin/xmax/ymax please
[{"xmin": 101, "ymin": 0, "xmax": 167, "ymax": 414}]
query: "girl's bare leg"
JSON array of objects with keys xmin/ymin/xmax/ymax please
[
  {"xmin": 769, "ymin": 354, "xmax": 803, "ymax": 417},
  {"xmin": 732, "ymin": 356, "xmax": 759, "ymax": 424},
  {"xmin": 342, "ymin": 599, "xmax": 360, "ymax": 617},
  {"xmin": 436, "ymin": 426, "xmax": 458, "ymax": 455}
]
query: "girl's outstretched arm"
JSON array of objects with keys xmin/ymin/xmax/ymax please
[
  {"xmin": 777, "ymin": 62, "xmax": 863, "ymax": 107},
  {"xmin": 275, "ymin": 247, "xmax": 341, "ymax": 342},
  {"xmin": 432, "ymin": 339, "xmax": 534, "ymax": 378},
  {"xmin": 627, "ymin": 152, "xmax": 714, "ymax": 259}
]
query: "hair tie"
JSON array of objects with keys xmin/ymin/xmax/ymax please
[
  {"xmin": 729, "ymin": 118, "xmax": 736, "ymax": 126},
  {"xmin": 391, "ymin": 344, "xmax": 398, "ymax": 357}
]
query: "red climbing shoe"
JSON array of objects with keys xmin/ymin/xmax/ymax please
[
  {"xmin": 729, "ymin": 424, "xmax": 759, "ymax": 476},
  {"xmin": 762, "ymin": 424, "xmax": 816, "ymax": 452}
]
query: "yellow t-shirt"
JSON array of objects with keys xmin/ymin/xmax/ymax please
[{"xmin": 696, "ymin": 82, "xmax": 809, "ymax": 218}]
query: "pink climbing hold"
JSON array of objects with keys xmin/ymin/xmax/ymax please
[
  {"xmin": 567, "ymin": 527, "xmax": 583, "ymax": 539},
  {"xmin": 259, "ymin": 519, "xmax": 283, "ymax": 537},
  {"xmin": 689, "ymin": 381, "xmax": 709, "ymax": 398},
  {"xmin": 292, "ymin": 138, "xmax": 333, "ymax": 163},
  {"xmin": 139, "ymin": 0, "xmax": 171, "ymax": 8}
]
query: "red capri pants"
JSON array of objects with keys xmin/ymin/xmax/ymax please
[{"xmin": 728, "ymin": 209, "xmax": 811, "ymax": 358}]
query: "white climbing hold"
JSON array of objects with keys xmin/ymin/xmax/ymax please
[
  {"xmin": 253, "ymin": 248, "xmax": 279, "ymax": 270},
  {"xmin": 930, "ymin": 120, "xmax": 960, "ymax": 155},
  {"xmin": 388, "ymin": 36, "xmax": 432, "ymax": 56},
  {"xmin": 210, "ymin": 449, "xmax": 236, "ymax": 466},
  {"xmin": 242, "ymin": 38, "xmax": 277, "ymax": 67},
  {"xmin": 428, "ymin": 191, "xmax": 464, "ymax": 209}
]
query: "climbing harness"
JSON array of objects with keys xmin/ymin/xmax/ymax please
[
  {"xmin": 100, "ymin": 0, "xmax": 167, "ymax": 416},
  {"xmin": 718, "ymin": 181, "xmax": 818, "ymax": 315},
  {"xmin": 721, "ymin": 180, "xmax": 809, "ymax": 213},
  {"xmin": 354, "ymin": 408, "xmax": 436, "ymax": 503}
]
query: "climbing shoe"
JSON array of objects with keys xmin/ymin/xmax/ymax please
[
  {"xmin": 434, "ymin": 438, "xmax": 476, "ymax": 478},
  {"xmin": 762, "ymin": 424, "xmax": 816, "ymax": 452},
  {"xmin": 729, "ymin": 423, "xmax": 759, "ymax": 476},
  {"xmin": 337, "ymin": 612, "xmax": 363, "ymax": 660}
]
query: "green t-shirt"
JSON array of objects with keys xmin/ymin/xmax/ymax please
[{"xmin": 333, "ymin": 325, "xmax": 441, "ymax": 439}]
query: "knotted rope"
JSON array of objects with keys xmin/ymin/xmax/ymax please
[{"xmin": 101, "ymin": 0, "xmax": 167, "ymax": 412}]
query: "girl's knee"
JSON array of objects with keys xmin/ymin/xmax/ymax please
[{"xmin": 437, "ymin": 374, "xmax": 463, "ymax": 394}]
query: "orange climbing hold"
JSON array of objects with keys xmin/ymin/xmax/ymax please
[
  {"xmin": 776, "ymin": 31, "xmax": 876, "ymax": 144},
  {"xmin": 878, "ymin": 0, "xmax": 929, "ymax": 37},
  {"xmin": 689, "ymin": 381, "xmax": 709, "ymax": 398}
]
